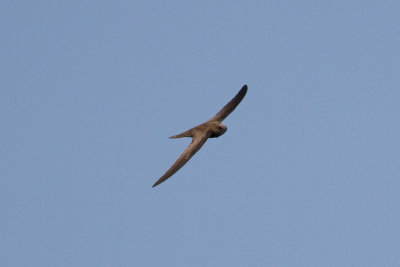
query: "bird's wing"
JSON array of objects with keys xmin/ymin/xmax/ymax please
[
  {"xmin": 207, "ymin": 84, "xmax": 248, "ymax": 122},
  {"xmin": 152, "ymin": 131, "xmax": 211, "ymax": 187}
]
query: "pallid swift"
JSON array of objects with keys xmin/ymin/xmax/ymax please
[{"xmin": 152, "ymin": 85, "xmax": 247, "ymax": 187}]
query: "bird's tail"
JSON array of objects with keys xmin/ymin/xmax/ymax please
[{"xmin": 169, "ymin": 129, "xmax": 193, "ymax": 138}]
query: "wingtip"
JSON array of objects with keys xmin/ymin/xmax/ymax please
[{"xmin": 237, "ymin": 84, "xmax": 248, "ymax": 98}]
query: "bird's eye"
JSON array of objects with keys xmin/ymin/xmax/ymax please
[{"xmin": 217, "ymin": 126, "xmax": 222, "ymax": 130}]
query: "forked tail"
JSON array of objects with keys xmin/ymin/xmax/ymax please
[{"xmin": 169, "ymin": 129, "xmax": 193, "ymax": 138}]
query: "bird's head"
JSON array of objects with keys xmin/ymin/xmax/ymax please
[{"xmin": 209, "ymin": 122, "xmax": 227, "ymax": 138}]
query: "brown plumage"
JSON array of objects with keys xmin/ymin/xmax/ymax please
[{"xmin": 152, "ymin": 84, "xmax": 248, "ymax": 188}]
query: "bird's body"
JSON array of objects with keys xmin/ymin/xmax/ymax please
[
  {"xmin": 170, "ymin": 121, "xmax": 227, "ymax": 139},
  {"xmin": 152, "ymin": 85, "xmax": 247, "ymax": 187}
]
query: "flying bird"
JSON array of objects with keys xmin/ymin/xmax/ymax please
[{"xmin": 152, "ymin": 84, "xmax": 248, "ymax": 188}]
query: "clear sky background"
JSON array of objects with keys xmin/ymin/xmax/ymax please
[{"xmin": 1, "ymin": 1, "xmax": 399, "ymax": 266}]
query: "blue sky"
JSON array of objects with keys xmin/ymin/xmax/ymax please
[{"xmin": 1, "ymin": 1, "xmax": 400, "ymax": 266}]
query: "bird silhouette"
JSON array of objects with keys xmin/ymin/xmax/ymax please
[{"xmin": 152, "ymin": 84, "xmax": 248, "ymax": 187}]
